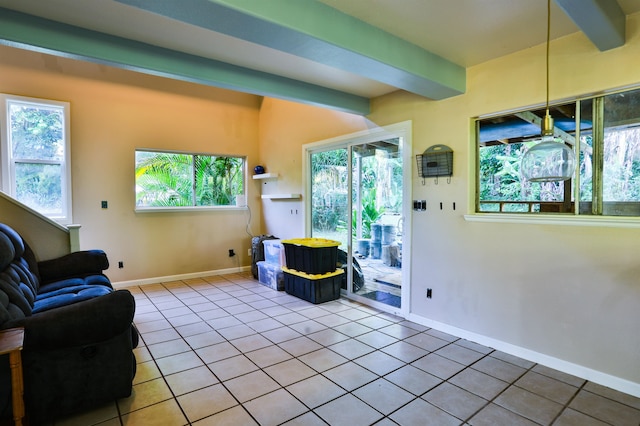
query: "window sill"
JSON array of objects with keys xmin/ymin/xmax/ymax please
[
  {"xmin": 464, "ymin": 213, "xmax": 640, "ymax": 228},
  {"xmin": 135, "ymin": 205, "xmax": 247, "ymax": 213}
]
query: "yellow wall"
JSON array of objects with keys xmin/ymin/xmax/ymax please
[
  {"xmin": 0, "ymin": 45, "xmax": 262, "ymax": 282},
  {"xmin": 260, "ymin": 14, "xmax": 640, "ymax": 394},
  {"xmin": 373, "ymin": 14, "xmax": 640, "ymax": 391},
  {"xmin": 2, "ymin": 10, "xmax": 640, "ymax": 395},
  {"xmin": 257, "ymin": 98, "xmax": 370, "ymax": 239},
  {"xmin": 0, "ymin": 193, "xmax": 70, "ymax": 260}
]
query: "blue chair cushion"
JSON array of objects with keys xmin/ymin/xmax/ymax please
[
  {"xmin": 39, "ymin": 274, "xmax": 111, "ymax": 293},
  {"xmin": 33, "ymin": 282, "xmax": 112, "ymax": 314}
]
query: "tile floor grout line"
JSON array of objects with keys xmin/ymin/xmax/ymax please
[
  {"xmin": 453, "ymin": 349, "xmax": 501, "ymax": 424},
  {"xmin": 177, "ymin": 277, "xmax": 358, "ymax": 424},
  {"xmin": 242, "ymin": 282, "xmax": 439, "ymax": 424},
  {"xmin": 459, "ymin": 351, "xmax": 533, "ymax": 425},
  {"xmin": 179, "ymin": 296, "xmax": 265, "ymax": 425},
  {"xmin": 550, "ymin": 381, "xmax": 622, "ymax": 426},
  {"xmin": 136, "ymin": 283, "xmax": 202, "ymax": 425},
  {"xmin": 548, "ymin": 379, "xmax": 585, "ymax": 426},
  {"xmin": 165, "ymin": 281, "xmax": 272, "ymax": 426},
  {"xmin": 121, "ymin": 275, "xmax": 640, "ymax": 426},
  {"xmin": 136, "ymin": 281, "xmax": 234, "ymax": 426},
  {"xmin": 144, "ymin": 278, "xmax": 472, "ymax": 425},
  {"xmin": 474, "ymin": 360, "xmax": 548, "ymax": 425},
  {"xmin": 235, "ymin": 283, "xmax": 403, "ymax": 424}
]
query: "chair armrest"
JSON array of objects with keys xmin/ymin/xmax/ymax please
[
  {"xmin": 37, "ymin": 250, "xmax": 109, "ymax": 285},
  {"xmin": 11, "ymin": 290, "xmax": 135, "ymax": 351}
]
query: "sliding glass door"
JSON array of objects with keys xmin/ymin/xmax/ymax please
[{"xmin": 308, "ymin": 124, "xmax": 409, "ymax": 315}]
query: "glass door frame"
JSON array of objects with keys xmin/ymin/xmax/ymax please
[{"xmin": 303, "ymin": 121, "xmax": 412, "ymax": 317}]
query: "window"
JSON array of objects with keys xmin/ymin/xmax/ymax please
[
  {"xmin": 476, "ymin": 86, "xmax": 640, "ymax": 217},
  {"xmin": 0, "ymin": 95, "xmax": 72, "ymax": 224},
  {"xmin": 135, "ymin": 149, "xmax": 245, "ymax": 208}
]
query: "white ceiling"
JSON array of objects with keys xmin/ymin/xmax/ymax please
[
  {"xmin": 1, "ymin": 0, "xmax": 639, "ymax": 99},
  {"xmin": 321, "ymin": 0, "xmax": 640, "ymax": 67}
]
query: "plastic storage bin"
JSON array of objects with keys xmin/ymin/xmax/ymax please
[
  {"xmin": 283, "ymin": 267, "xmax": 343, "ymax": 304},
  {"xmin": 281, "ymin": 238, "xmax": 340, "ymax": 274},
  {"xmin": 257, "ymin": 261, "xmax": 284, "ymax": 291},
  {"xmin": 263, "ymin": 239, "xmax": 286, "ymax": 266}
]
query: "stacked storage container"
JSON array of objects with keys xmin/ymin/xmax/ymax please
[
  {"xmin": 256, "ymin": 239, "xmax": 285, "ymax": 290},
  {"xmin": 281, "ymin": 238, "xmax": 343, "ymax": 303}
]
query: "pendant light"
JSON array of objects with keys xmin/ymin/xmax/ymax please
[{"xmin": 521, "ymin": 0, "xmax": 576, "ymax": 182}]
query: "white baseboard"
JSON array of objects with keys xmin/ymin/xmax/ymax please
[
  {"xmin": 112, "ymin": 269, "xmax": 638, "ymax": 399},
  {"xmin": 406, "ymin": 313, "xmax": 640, "ymax": 399},
  {"xmin": 112, "ymin": 265, "xmax": 251, "ymax": 289}
]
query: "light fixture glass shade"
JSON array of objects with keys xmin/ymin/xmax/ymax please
[{"xmin": 521, "ymin": 137, "xmax": 576, "ymax": 182}]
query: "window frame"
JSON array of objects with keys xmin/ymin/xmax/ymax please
[
  {"xmin": 471, "ymin": 84, "xmax": 640, "ymax": 226},
  {"xmin": 134, "ymin": 148, "xmax": 247, "ymax": 212},
  {"xmin": 0, "ymin": 94, "xmax": 72, "ymax": 224}
]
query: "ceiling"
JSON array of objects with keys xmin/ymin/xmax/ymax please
[{"xmin": 0, "ymin": 0, "xmax": 638, "ymax": 115}]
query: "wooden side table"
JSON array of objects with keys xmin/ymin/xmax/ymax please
[{"xmin": 0, "ymin": 328, "xmax": 25, "ymax": 426}]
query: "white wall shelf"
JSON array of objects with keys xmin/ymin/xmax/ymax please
[
  {"xmin": 261, "ymin": 194, "xmax": 301, "ymax": 200},
  {"xmin": 252, "ymin": 173, "xmax": 278, "ymax": 180},
  {"xmin": 254, "ymin": 172, "xmax": 299, "ymax": 199}
]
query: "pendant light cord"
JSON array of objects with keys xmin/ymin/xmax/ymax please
[
  {"xmin": 546, "ymin": 0, "xmax": 551, "ymax": 114},
  {"xmin": 542, "ymin": 0, "xmax": 553, "ymax": 135}
]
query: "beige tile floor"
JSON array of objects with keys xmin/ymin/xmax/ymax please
[{"xmin": 50, "ymin": 272, "xmax": 640, "ymax": 426}]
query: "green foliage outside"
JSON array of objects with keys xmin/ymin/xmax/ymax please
[
  {"xmin": 479, "ymin": 141, "xmax": 567, "ymax": 207},
  {"xmin": 311, "ymin": 145, "xmax": 401, "ymax": 242},
  {"xmin": 479, "ymin": 128, "xmax": 640, "ymax": 211},
  {"xmin": 135, "ymin": 151, "xmax": 243, "ymax": 207},
  {"xmin": 338, "ymin": 188, "xmax": 385, "ymax": 239},
  {"xmin": 311, "ymin": 149, "xmax": 348, "ymax": 233},
  {"xmin": 601, "ymin": 129, "xmax": 640, "ymax": 201},
  {"xmin": 9, "ymin": 103, "xmax": 64, "ymax": 215},
  {"xmin": 480, "ymin": 87, "xmax": 640, "ymax": 213}
]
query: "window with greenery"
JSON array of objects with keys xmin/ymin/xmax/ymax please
[
  {"xmin": 135, "ymin": 150, "xmax": 245, "ymax": 208},
  {"xmin": 477, "ymin": 86, "xmax": 640, "ymax": 216},
  {"xmin": 310, "ymin": 139, "xmax": 402, "ymax": 247},
  {"xmin": 0, "ymin": 95, "xmax": 71, "ymax": 223}
]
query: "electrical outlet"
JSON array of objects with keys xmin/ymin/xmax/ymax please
[
  {"xmin": 118, "ymin": 261, "xmax": 124, "ymax": 269},
  {"xmin": 247, "ymin": 248, "xmax": 252, "ymax": 256},
  {"xmin": 426, "ymin": 288, "xmax": 432, "ymax": 298},
  {"xmin": 228, "ymin": 249, "xmax": 236, "ymax": 257},
  {"xmin": 101, "ymin": 200, "xmax": 108, "ymax": 209}
]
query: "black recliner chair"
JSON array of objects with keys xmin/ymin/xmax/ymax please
[{"xmin": 0, "ymin": 223, "xmax": 138, "ymax": 423}]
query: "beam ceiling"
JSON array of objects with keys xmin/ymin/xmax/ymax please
[
  {"xmin": 116, "ymin": 0, "xmax": 466, "ymax": 102},
  {"xmin": 0, "ymin": 0, "xmax": 631, "ymax": 115},
  {"xmin": 0, "ymin": 7, "xmax": 370, "ymax": 115},
  {"xmin": 555, "ymin": 0, "xmax": 626, "ymax": 51}
]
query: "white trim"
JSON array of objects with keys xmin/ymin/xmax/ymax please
[
  {"xmin": 135, "ymin": 205, "xmax": 248, "ymax": 213},
  {"xmin": 113, "ymin": 260, "xmax": 640, "ymax": 398},
  {"xmin": 0, "ymin": 190, "xmax": 69, "ymax": 232},
  {"xmin": 134, "ymin": 149, "xmax": 247, "ymax": 210},
  {"xmin": 406, "ymin": 312, "xmax": 640, "ymax": 398},
  {"xmin": 114, "ymin": 262, "xmax": 640, "ymax": 397},
  {"xmin": 67, "ymin": 224, "xmax": 81, "ymax": 252},
  {"xmin": 112, "ymin": 265, "xmax": 251, "ymax": 289},
  {"xmin": 464, "ymin": 212, "xmax": 640, "ymax": 228},
  {"xmin": 0, "ymin": 94, "xmax": 72, "ymax": 224},
  {"xmin": 252, "ymin": 173, "xmax": 278, "ymax": 180},
  {"xmin": 0, "ymin": 98, "xmax": 7, "ymax": 192}
]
